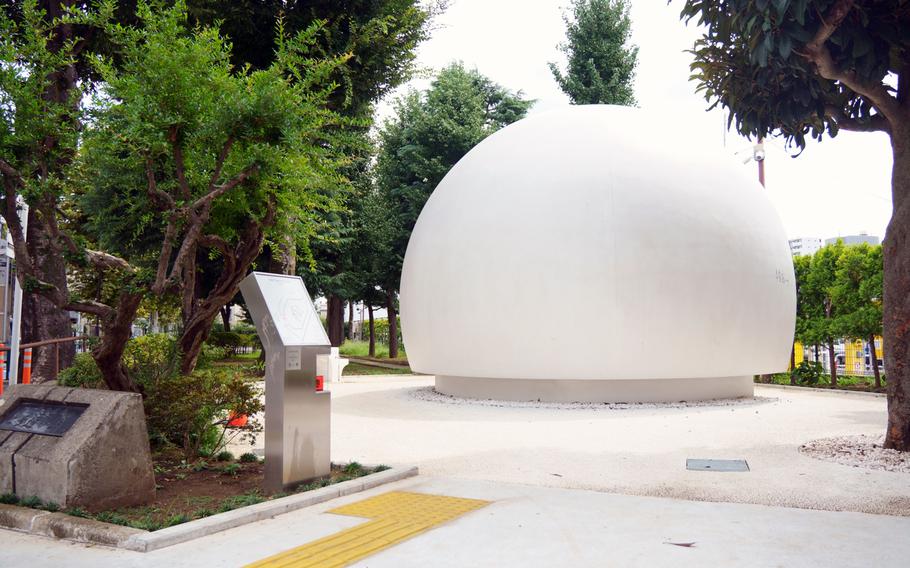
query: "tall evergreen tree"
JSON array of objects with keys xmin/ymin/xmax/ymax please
[
  {"xmin": 549, "ymin": 0, "xmax": 638, "ymax": 105},
  {"xmin": 375, "ymin": 63, "xmax": 533, "ymax": 357}
]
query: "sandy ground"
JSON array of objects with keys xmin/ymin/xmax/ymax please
[{"xmin": 229, "ymin": 376, "xmax": 910, "ymax": 516}]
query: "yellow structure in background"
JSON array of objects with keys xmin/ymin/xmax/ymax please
[
  {"xmin": 789, "ymin": 337, "xmax": 884, "ymax": 374},
  {"xmin": 792, "ymin": 341, "xmax": 805, "ymax": 368},
  {"xmin": 247, "ymin": 491, "xmax": 490, "ymax": 568}
]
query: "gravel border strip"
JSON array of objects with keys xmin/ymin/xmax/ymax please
[
  {"xmin": 0, "ymin": 465, "xmax": 418, "ymax": 552},
  {"xmin": 799, "ymin": 435, "xmax": 910, "ymax": 473},
  {"xmin": 411, "ymin": 386, "xmax": 776, "ymax": 410},
  {"xmin": 756, "ymin": 383, "xmax": 886, "ymax": 397}
]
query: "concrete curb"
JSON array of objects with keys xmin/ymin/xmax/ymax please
[
  {"xmin": 0, "ymin": 465, "xmax": 418, "ymax": 552},
  {"xmin": 756, "ymin": 383, "xmax": 886, "ymax": 398},
  {"xmin": 347, "ymin": 357, "xmax": 411, "ymax": 370}
]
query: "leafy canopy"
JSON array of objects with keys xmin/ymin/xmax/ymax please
[
  {"xmin": 680, "ymin": 0, "xmax": 910, "ymax": 148},
  {"xmin": 78, "ymin": 0, "xmax": 348, "ymax": 276},
  {"xmin": 549, "ymin": 0, "xmax": 638, "ymax": 106},
  {"xmin": 375, "ymin": 62, "xmax": 533, "ymax": 291}
]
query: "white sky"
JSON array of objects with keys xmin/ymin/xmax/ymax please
[{"xmin": 375, "ymin": 0, "xmax": 894, "ymax": 241}]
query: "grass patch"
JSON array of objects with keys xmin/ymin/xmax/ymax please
[
  {"xmin": 343, "ymin": 362, "xmax": 412, "ymax": 376},
  {"xmin": 339, "ymin": 340, "xmax": 407, "ymax": 361},
  {"xmin": 763, "ymin": 373, "xmax": 886, "ymax": 392}
]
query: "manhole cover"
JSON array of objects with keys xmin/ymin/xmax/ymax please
[{"xmin": 686, "ymin": 459, "xmax": 749, "ymax": 472}]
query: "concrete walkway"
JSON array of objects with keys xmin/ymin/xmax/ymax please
[
  {"xmin": 1, "ymin": 476, "xmax": 908, "ymax": 567},
  {"xmin": 231, "ymin": 376, "xmax": 907, "ymax": 516}
]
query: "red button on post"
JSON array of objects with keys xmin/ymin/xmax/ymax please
[{"xmin": 315, "ymin": 375, "xmax": 324, "ymax": 391}]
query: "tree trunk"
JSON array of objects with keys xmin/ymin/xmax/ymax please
[
  {"xmin": 828, "ymin": 339, "xmax": 838, "ymax": 387},
  {"xmin": 884, "ymin": 121, "xmax": 910, "ymax": 450},
  {"xmin": 367, "ymin": 304, "xmax": 375, "ymax": 357},
  {"xmin": 92, "ymin": 291, "xmax": 143, "ymax": 392},
  {"xmin": 814, "ymin": 344, "xmax": 819, "ymax": 362},
  {"xmin": 149, "ymin": 310, "xmax": 159, "ymax": 334},
  {"xmin": 386, "ymin": 290, "xmax": 398, "ymax": 359},
  {"xmin": 21, "ymin": 211, "xmax": 74, "ymax": 382},
  {"xmin": 326, "ymin": 294, "xmax": 344, "ymax": 347},
  {"xmin": 789, "ymin": 343, "xmax": 797, "ymax": 386},
  {"xmin": 347, "ymin": 301, "xmax": 354, "ymax": 340},
  {"xmin": 869, "ymin": 334, "xmax": 881, "ymax": 390},
  {"xmin": 220, "ymin": 305, "xmax": 232, "ymax": 332},
  {"xmin": 268, "ymin": 233, "xmax": 296, "ymax": 275},
  {"xmin": 177, "ymin": 212, "xmax": 274, "ymax": 374},
  {"xmin": 20, "ymin": 1, "xmax": 79, "ymax": 382}
]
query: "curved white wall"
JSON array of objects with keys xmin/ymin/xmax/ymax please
[{"xmin": 400, "ymin": 105, "xmax": 795, "ymax": 401}]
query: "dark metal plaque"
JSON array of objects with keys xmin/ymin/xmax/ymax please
[
  {"xmin": 686, "ymin": 459, "xmax": 750, "ymax": 472},
  {"xmin": 0, "ymin": 399, "xmax": 88, "ymax": 437}
]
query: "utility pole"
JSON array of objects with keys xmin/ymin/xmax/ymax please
[{"xmin": 8, "ymin": 199, "xmax": 28, "ymax": 385}]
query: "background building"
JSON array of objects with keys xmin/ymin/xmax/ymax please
[
  {"xmin": 824, "ymin": 232, "xmax": 880, "ymax": 246},
  {"xmin": 788, "ymin": 237, "xmax": 823, "ymax": 257}
]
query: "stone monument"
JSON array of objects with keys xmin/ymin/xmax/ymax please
[
  {"xmin": 0, "ymin": 384, "xmax": 155, "ymax": 509},
  {"xmin": 239, "ymin": 272, "xmax": 331, "ymax": 492}
]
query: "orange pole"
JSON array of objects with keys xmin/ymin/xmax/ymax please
[{"xmin": 22, "ymin": 348, "xmax": 31, "ymax": 384}]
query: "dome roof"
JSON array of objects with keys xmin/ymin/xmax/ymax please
[{"xmin": 400, "ymin": 105, "xmax": 795, "ymax": 381}]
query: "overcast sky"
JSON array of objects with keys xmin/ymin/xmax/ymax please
[{"xmin": 375, "ymin": 0, "xmax": 893, "ymax": 242}]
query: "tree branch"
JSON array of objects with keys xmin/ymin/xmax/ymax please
[
  {"xmin": 152, "ymin": 213, "xmax": 180, "ymax": 295},
  {"xmin": 146, "ymin": 158, "xmax": 175, "ymax": 210},
  {"xmin": 169, "ymin": 126, "xmax": 191, "ymax": 201},
  {"xmin": 63, "ymin": 300, "xmax": 115, "ymax": 319},
  {"xmin": 0, "ymin": 158, "xmax": 23, "ymax": 183},
  {"xmin": 191, "ymin": 163, "xmax": 259, "ymax": 211},
  {"xmin": 825, "ymin": 105, "xmax": 891, "ymax": 133},
  {"xmin": 208, "ymin": 136, "xmax": 235, "ymax": 192},
  {"xmin": 801, "ymin": 0, "xmax": 902, "ymax": 125}
]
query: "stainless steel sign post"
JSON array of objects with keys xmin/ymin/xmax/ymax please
[{"xmin": 239, "ymin": 272, "xmax": 331, "ymax": 492}]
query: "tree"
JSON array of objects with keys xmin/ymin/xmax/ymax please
[
  {"xmin": 808, "ymin": 242, "xmax": 845, "ymax": 386},
  {"xmin": 0, "ymin": 1, "xmax": 139, "ymax": 388},
  {"xmin": 79, "ymin": 1, "xmax": 347, "ymax": 376},
  {"xmin": 679, "ymin": 0, "xmax": 910, "ymax": 450},
  {"xmin": 833, "ymin": 244, "xmax": 884, "ymax": 387},
  {"xmin": 549, "ymin": 0, "xmax": 638, "ymax": 105},
  {"xmin": 0, "ymin": 0, "xmax": 88, "ymax": 381},
  {"xmin": 792, "ymin": 253, "xmax": 813, "ymax": 384},
  {"xmin": 1, "ymin": 1, "xmax": 346, "ymax": 390},
  {"xmin": 375, "ymin": 63, "xmax": 533, "ymax": 357}
]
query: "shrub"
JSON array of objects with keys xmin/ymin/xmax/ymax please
[
  {"xmin": 239, "ymin": 452, "xmax": 259, "ymax": 463},
  {"xmin": 373, "ymin": 318, "xmax": 403, "ymax": 350},
  {"xmin": 58, "ymin": 352, "xmax": 104, "ymax": 389},
  {"xmin": 215, "ymin": 451, "xmax": 235, "ymax": 462},
  {"xmin": 206, "ymin": 330, "xmax": 257, "ymax": 357},
  {"xmin": 58, "ymin": 333, "xmax": 263, "ymax": 458},
  {"xmin": 791, "ymin": 361, "xmax": 824, "ymax": 386},
  {"xmin": 143, "ymin": 367, "xmax": 263, "ymax": 458}
]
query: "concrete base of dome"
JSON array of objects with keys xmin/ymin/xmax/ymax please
[{"xmin": 434, "ymin": 375, "xmax": 754, "ymax": 403}]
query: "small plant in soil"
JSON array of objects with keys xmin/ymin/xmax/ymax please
[
  {"xmin": 239, "ymin": 452, "xmax": 259, "ymax": 463},
  {"xmin": 215, "ymin": 451, "xmax": 235, "ymax": 462},
  {"xmin": 0, "ymin": 493, "xmax": 19, "ymax": 505},
  {"xmin": 19, "ymin": 496, "xmax": 42, "ymax": 508},
  {"xmin": 221, "ymin": 463, "xmax": 241, "ymax": 476}
]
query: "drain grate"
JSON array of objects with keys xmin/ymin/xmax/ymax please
[{"xmin": 686, "ymin": 459, "xmax": 750, "ymax": 472}]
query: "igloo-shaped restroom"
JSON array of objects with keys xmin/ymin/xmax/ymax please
[{"xmin": 400, "ymin": 105, "xmax": 795, "ymax": 403}]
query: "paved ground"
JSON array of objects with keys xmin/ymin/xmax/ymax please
[
  {"xmin": 2, "ymin": 476, "xmax": 909, "ymax": 567},
  {"xmin": 2, "ymin": 377, "xmax": 908, "ymax": 566},
  {"xmin": 232, "ymin": 376, "xmax": 906, "ymax": 516}
]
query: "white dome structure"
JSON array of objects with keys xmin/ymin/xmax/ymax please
[{"xmin": 400, "ymin": 105, "xmax": 795, "ymax": 403}]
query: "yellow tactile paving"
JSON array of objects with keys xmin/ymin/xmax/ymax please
[{"xmin": 245, "ymin": 491, "xmax": 491, "ymax": 568}]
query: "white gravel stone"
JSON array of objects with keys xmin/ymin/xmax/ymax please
[
  {"xmin": 410, "ymin": 386, "xmax": 776, "ymax": 410},
  {"xmin": 800, "ymin": 435, "xmax": 910, "ymax": 474}
]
